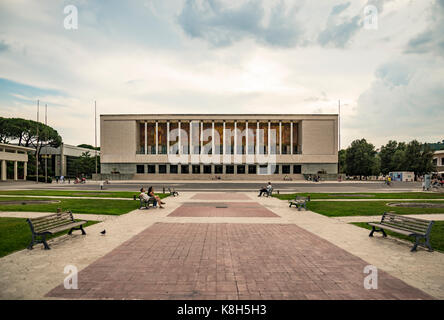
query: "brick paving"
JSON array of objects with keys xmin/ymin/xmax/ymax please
[
  {"xmin": 46, "ymin": 222, "xmax": 432, "ymax": 300},
  {"xmin": 191, "ymin": 193, "xmax": 251, "ymax": 200},
  {"xmin": 168, "ymin": 202, "xmax": 279, "ymax": 217}
]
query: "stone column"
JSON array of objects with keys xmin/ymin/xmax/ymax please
[
  {"xmin": 279, "ymin": 121, "xmax": 282, "ymax": 155},
  {"xmin": 212, "ymin": 121, "xmax": 215, "ymax": 156},
  {"xmin": 24, "ymin": 162, "xmax": 27, "ymax": 180},
  {"xmin": 144, "ymin": 122, "xmax": 147, "ymax": 155},
  {"xmin": 1, "ymin": 160, "xmax": 6, "ymax": 181},
  {"xmin": 290, "ymin": 121, "xmax": 293, "ymax": 155},
  {"xmin": 234, "ymin": 121, "xmax": 237, "ymax": 155},
  {"xmin": 14, "ymin": 161, "xmax": 18, "ymax": 180},
  {"xmin": 268, "ymin": 121, "xmax": 271, "ymax": 155},
  {"xmin": 167, "ymin": 121, "xmax": 170, "ymax": 155},
  {"xmin": 256, "ymin": 121, "xmax": 260, "ymax": 155},
  {"xmin": 155, "ymin": 121, "xmax": 158, "ymax": 155},
  {"xmin": 245, "ymin": 121, "xmax": 249, "ymax": 155},
  {"xmin": 178, "ymin": 121, "xmax": 181, "ymax": 155}
]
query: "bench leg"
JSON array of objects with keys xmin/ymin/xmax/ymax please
[
  {"xmin": 27, "ymin": 234, "xmax": 35, "ymax": 250},
  {"xmin": 42, "ymin": 235, "xmax": 51, "ymax": 250},
  {"xmin": 425, "ymin": 236, "xmax": 433, "ymax": 252},
  {"xmin": 68, "ymin": 225, "xmax": 87, "ymax": 235},
  {"xmin": 411, "ymin": 237, "xmax": 420, "ymax": 252}
]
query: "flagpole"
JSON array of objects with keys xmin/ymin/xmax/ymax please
[
  {"xmin": 36, "ymin": 100, "xmax": 39, "ymax": 184},
  {"xmin": 95, "ymin": 101, "xmax": 97, "ymax": 175},
  {"xmin": 45, "ymin": 104, "xmax": 48, "ymax": 183}
]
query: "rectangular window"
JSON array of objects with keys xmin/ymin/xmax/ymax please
[
  {"xmin": 202, "ymin": 122, "xmax": 213, "ymax": 155},
  {"xmin": 248, "ymin": 122, "xmax": 256, "ymax": 154},
  {"xmin": 138, "ymin": 122, "xmax": 145, "ymax": 154},
  {"xmin": 170, "ymin": 165, "xmax": 178, "ymax": 174},
  {"xmin": 259, "ymin": 165, "xmax": 268, "ymax": 175},
  {"xmin": 203, "ymin": 165, "xmax": 212, "ymax": 174},
  {"xmin": 192, "ymin": 165, "xmax": 201, "ymax": 174},
  {"xmin": 442, "ymin": 158, "xmax": 444, "ymax": 166},
  {"xmin": 281, "ymin": 122, "xmax": 291, "ymax": 154},
  {"xmin": 159, "ymin": 165, "xmax": 166, "ymax": 174},
  {"xmin": 270, "ymin": 122, "xmax": 279, "ymax": 154},
  {"xmin": 181, "ymin": 165, "xmax": 189, "ymax": 174},
  {"xmin": 237, "ymin": 165, "xmax": 245, "ymax": 174},
  {"xmin": 191, "ymin": 121, "xmax": 201, "ymax": 155},
  {"xmin": 215, "ymin": 165, "xmax": 223, "ymax": 174},
  {"xmin": 214, "ymin": 122, "xmax": 223, "ymax": 155},
  {"xmin": 136, "ymin": 165, "xmax": 145, "ymax": 174},
  {"xmin": 226, "ymin": 165, "xmax": 234, "ymax": 174},
  {"xmin": 236, "ymin": 122, "xmax": 246, "ymax": 154},
  {"xmin": 248, "ymin": 165, "xmax": 257, "ymax": 174},
  {"xmin": 282, "ymin": 165, "xmax": 290, "ymax": 174},
  {"xmin": 293, "ymin": 165, "xmax": 301, "ymax": 174},
  {"xmin": 225, "ymin": 122, "xmax": 234, "ymax": 154},
  {"xmin": 180, "ymin": 121, "xmax": 190, "ymax": 154},
  {"xmin": 169, "ymin": 122, "xmax": 179, "ymax": 154},
  {"xmin": 293, "ymin": 122, "xmax": 299, "ymax": 154},
  {"xmin": 147, "ymin": 165, "xmax": 156, "ymax": 174},
  {"xmin": 158, "ymin": 122, "xmax": 167, "ymax": 154},
  {"xmin": 273, "ymin": 165, "xmax": 279, "ymax": 174},
  {"xmin": 147, "ymin": 122, "xmax": 156, "ymax": 154}
]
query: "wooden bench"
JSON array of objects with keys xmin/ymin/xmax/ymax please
[
  {"xmin": 138, "ymin": 195, "xmax": 157, "ymax": 209},
  {"xmin": 168, "ymin": 187, "xmax": 179, "ymax": 197},
  {"xmin": 27, "ymin": 211, "xmax": 87, "ymax": 250},
  {"xmin": 289, "ymin": 196, "xmax": 309, "ymax": 211},
  {"xmin": 368, "ymin": 212, "xmax": 434, "ymax": 252}
]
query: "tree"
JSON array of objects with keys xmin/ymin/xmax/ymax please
[
  {"xmin": 0, "ymin": 117, "xmax": 62, "ymax": 175},
  {"xmin": 345, "ymin": 139, "xmax": 378, "ymax": 178},
  {"xmin": 338, "ymin": 149, "xmax": 347, "ymax": 174},
  {"xmin": 72, "ymin": 151, "xmax": 100, "ymax": 177},
  {"xmin": 402, "ymin": 140, "xmax": 434, "ymax": 177},
  {"xmin": 379, "ymin": 140, "xmax": 398, "ymax": 175},
  {"xmin": 77, "ymin": 144, "xmax": 100, "ymax": 151}
]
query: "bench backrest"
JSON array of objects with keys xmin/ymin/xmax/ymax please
[
  {"xmin": 380, "ymin": 212, "xmax": 433, "ymax": 235},
  {"xmin": 27, "ymin": 211, "xmax": 74, "ymax": 233},
  {"xmin": 295, "ymin": 196, "xmax": 308, "ymax": 201}
]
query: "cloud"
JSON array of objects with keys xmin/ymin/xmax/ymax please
[
  {"xmin": 348, "ymin": 56, "xmax": 444, "ymax": 146},
  {"xmin": 331, "ymin": 2, "xmax": 351, "ymax": 15},
  {"xmin": 0, "ymin": 40, "xmax": 8, "ymax": 52},
  {"xmin": 405, "ymin": 0, "xmax": 444, "ymax": 56},
  {"xmin": 177, "ymin": 0, "xmax": 302, "ymax": 47}
]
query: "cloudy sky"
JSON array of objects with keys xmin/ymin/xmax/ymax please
[{"xmin": 0, "ymin": 0, "xmax": 443, "ymax": 149}]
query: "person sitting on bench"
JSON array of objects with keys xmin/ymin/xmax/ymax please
[
  {"xmin": 140, "ymin": 187, "xmax": 157, "ymax": 207},
  {"xmin": 148, "ymin": 186, "xmax": 166, "ymax": 209},
  {"xmin": 258, "ymin": 182, "xmax": 272, "ymax": 197}
]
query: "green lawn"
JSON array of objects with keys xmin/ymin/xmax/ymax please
[
  {"xmin": 0, "ymin": 217, "xmax": 100, "ymax": 257},
  {"xmin": 0, "ymin": 190, "xmax": 170, "ymax": 199},
  {"xmin": 0, "ymin": 194, "xmax": 168, "ymax": 215},
  {"xmin": 304, "ymin": 200, "xmax": 444, "ymax": 217},
  {"xmin": 351, "ymin": 221, "xmax": 444, "ymax": 253},
  {"xmin": 274, "ymin": 192, "xmax": 444, "ymax": 200}
]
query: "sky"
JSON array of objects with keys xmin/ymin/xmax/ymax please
[{"xmin": 0, "ymin": 0, "xmax": 443, "ymax": 149}]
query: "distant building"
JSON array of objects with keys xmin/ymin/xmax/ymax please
[
  {"xmin": 40, "ymin": 143, "xmax": 100, "ymax": 177},
  {"xmin": 427, "ymin": 140, "xmax": 444, "ymax": 151},
  {"xmin": 0, "ymin": 143, "xmax": 33, "ymax": 181},
  {"xmin": 100, "ymin": 114, "xmax": 339, "ymax": 180},
  {"xmin": 433, "ymin": 150, "xmax": 444, "ymax": 174},
  {"xmin": 389, "ymin": 171, "xmax": 415, "ymax": 182}
]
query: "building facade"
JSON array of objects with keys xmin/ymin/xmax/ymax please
[
  {"xmin": 100, "ymin": 114, "xmax": 338, "ymax": 180},
  {"xmin": 433, "ymin": 150, "xmax": 444, "ymax": 174},
  {"xmin": 40, "ymin": 143, "xmax": 100, "ymax": 177},
  {"xmin": 0, "ymin": 143, "xmax": 33, "ymax": 181}
]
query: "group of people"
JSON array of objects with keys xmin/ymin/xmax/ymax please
[{"xmin": 139, "ymin": 186, "xmax": 166, "ymax": 208}]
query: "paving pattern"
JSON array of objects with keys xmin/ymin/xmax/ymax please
[
  {"xmin": 46, "ymin": 222, "xmax": 432, "ymax": 300},
  {"xmin": 191, "ymin": 193, "xmax": 251, "ymax": 200},
  {"xmin": 168, "ymin": 202, "xmax": 279, "ymax": 218}
]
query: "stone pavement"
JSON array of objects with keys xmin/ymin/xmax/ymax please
[{"xmin": 0, "ymin": 191, "xmax": 443, "ymax": 300}]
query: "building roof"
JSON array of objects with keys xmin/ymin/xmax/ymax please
[{"xmin": 0, "ymin": 143, "xmax": 35, "ymax": 152}]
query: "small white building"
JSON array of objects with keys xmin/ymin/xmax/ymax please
[
  {"xmin": 389, "ymin": 171, "xmax": 415, "ymax": 182},
  {"xmin": 0, "ymin": 143, "xmax": 34, "ymax": 181}
]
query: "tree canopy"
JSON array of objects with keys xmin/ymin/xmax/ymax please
[{"xmin": 0, "ymin": 117, "xmax": 62, "ymax": 150}]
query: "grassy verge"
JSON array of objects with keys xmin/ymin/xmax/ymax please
[
  {"xmin": 273, "ymin": 192, "xmax": 444, "ymax": 200},
  {"xmin": 304, "ymin": 201, "xmax": 444, "ymax": 217},
  {"xmin": 0, "ymin": 217, "xmax": 100, "ymax": 257},
  {"xmin": 0, "ymin": 194, "xmax": 168, "ymax": 215},
  {"xmin": 0, "ymin": 190, "xmax": 169, "ymax": 199},
  {"xmin": 351, "ymin": 221, "xmax": 444, "ymax": 253}
]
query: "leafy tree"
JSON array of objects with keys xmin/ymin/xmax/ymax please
[
  {"xmin": 72, "ymin": 151, "xmax": 100, "ymax": 177},
  {"xmin": 0, "ymin": 117, "xmax": 62, "ymax": 175},
  {"xmin": 345, "ymin": 139, "xmax": 378, "ymax": 178},
  {"xmin": 379, "ymin": 140, "xmax": 398, "ymax": 174},
  {"xmin": 77, "ymin": 144, "xmax": 100, "ymax": 151},
  {"xmin": 338, "ymin": 149, "xmax": 347, "ymax": 174}
]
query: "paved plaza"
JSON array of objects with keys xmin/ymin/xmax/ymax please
[{"xmin": 1, "ymin": 191, "xmax": 443, "ymax": 300}]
